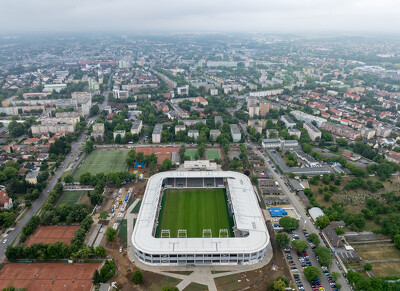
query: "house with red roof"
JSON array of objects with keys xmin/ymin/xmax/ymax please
[
  {"xmin": 321, "ymin": 112, "xmax": 330, "ymax": 119},
  {"xmin": 0, "ymin": 189, "xmax": 12, "ymax": 210},
  {"xmin": 344, "ymin": 92, "xmax": 360, "ymax": 101},
  {"xmin": 194, "ymin": 96, "xmax": 208, "ymax": 106},
  {"xmin": 330, "ymin": 115, "xmax": 341, "ymax": 122}
]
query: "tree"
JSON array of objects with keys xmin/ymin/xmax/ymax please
[
  {"xmin": 84, "ymin": 140, "xmax": 94, "ymax": 153},
  {"xmin": 92, "ymin": 269, "xmax": 102, "ymax": 285},
  {"xmin": 304, "ymin": 266, "xmax": 322, "ymax": 281},
  {"xmin": 314, "ymin": 246, "xmax": 332, "ymax": 267},
  {"xmin": 309, "ymin": 233, "xmax": 320, "ymax": 246},
  {"xmin": 288, "ymin": 172, "xmax": 296, "ymax": 179},
  {"xmin": 394, "ymin": 234, "xmax": 400, "ymax": 249},
  {"xmin": 315, "ymin": 215, "xmax": 330, "ymax": 229},
  {"xmin": 106, "ymin": 227, "xmax": 117, "ymax": 242},
  {"xmin": 278, "ymin": 216, "xmax": 299, "ymax": 232},
  {"xmin": 132, "ymin": 270, "xmax": 143, "ymax": 284},
  {"xmin": 272, "ymin": 279, "xmax": 287, "ymax": 291},
  {"xmin": 90, "ymin": 105, "xmax": 99, "ymax": 117},
  {"xmin": 79, "ymin": 172, "xmax": 92, "ymax": 185},
  {"xmin": 364, "ymin": 263, "xmax": 372, "ymax": 271},
  {"xmin": 99, "ymin": 211, "xmax": 109, "ymax": 220},
  {"xmin": 275, "ymin": 233, "xmax": 290, "ymax": 249},
  {"xmin": 64, "ymin": 175, "xmax": 73, "ymax": 184},
  {"xmin": 291, "ymin": 239, "xmax": 308, "ymax": 252},
  {"xmin": 115, "ymin": 134, "xmax": 122, "ymax": 143}
]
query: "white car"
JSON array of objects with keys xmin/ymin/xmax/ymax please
[{"xmin": 2, "ymin": 239, "xmax": 7, "ymax": 244}]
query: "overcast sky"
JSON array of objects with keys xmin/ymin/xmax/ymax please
[{"xmin": 1, "ymin": 0, "xmax": 399, "ymax": 33}]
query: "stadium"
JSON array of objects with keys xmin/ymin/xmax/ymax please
[{"xmin": 132, "ymin": 171, "xmax": 270, "ymax": 266}]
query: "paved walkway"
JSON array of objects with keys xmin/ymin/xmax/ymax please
[{"xmin": 125, "ymin": 196, "xmax": 273, "ymax": 290}]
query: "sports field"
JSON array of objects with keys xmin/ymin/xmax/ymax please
[
  {"xmin": 206, "ymin": 149, "xmax": 221, "ymax": 160},
  {"xmin": 155, "ymin": 188, "xmax": 234, "ymax": 238},
  {"xmin": 0, "ymin": 262, "xmax": 100, "ymax": 291},
  {"xmin": 184, "ymin": 149, "xmax": 197, "ymax": 160},
  {"xmin": 73, "ymin": 150, "xmax": 129, "ymax": 180},
  {"xmin": 57, "ymin": 191, "xmax": 84, "ymax": 205},
  {"xmin": 26, "ymin": 225, "xmax": 80, "ymax": 246}
]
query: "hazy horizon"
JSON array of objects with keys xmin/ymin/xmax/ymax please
[{"xmin": 1, "ymin": 0, "xmax": 400, "ymax": 34}]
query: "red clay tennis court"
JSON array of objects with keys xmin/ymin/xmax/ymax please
[
  {"xmin": 135, "ymin": 147, "xmax": 179, "ymax": 165},
  {"xmin": 0, "ymin": 263, "xmax": 100, "ymax": 291},
  {"xmin": 26, "ymin": 225, "xmax": 80, "ymax": 246}
]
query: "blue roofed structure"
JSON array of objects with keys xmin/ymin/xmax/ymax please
[{"xmin": 268, "ymin": 207, "xmax": 288, "ymax": 217}]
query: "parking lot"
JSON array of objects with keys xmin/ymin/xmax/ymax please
[{"xmin": 284, "ymin": 229, "xmax": 340, "ymax": 291}]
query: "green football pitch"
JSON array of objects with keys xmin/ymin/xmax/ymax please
[
  {"xmin": 57, "ymin": 191, "xmax": 84, "ymax": 205},
  {"xmin": 184, "ymin": 149, "xmax": 197, "ymax": 160},
  {"xmin": 206, "ymin": 149, "xmax": 221, "ymax": 160},
  {"xmin": 73, "ymin": 150, "xmax": 129, "ymax": 180},
  {"xmin": 155, "ymin": 188, "xmax": 234, "ymax": 238}
]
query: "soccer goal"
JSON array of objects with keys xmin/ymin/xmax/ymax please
[
  {"xmin": 161, "ymin": 229, "xmax": 170, "ymax": 238},
  {"xmin": 202, "ymin": 229, "xmax": 212, "ymax": 238},
  {"xmin": 219, "ymin": 229, "xmax": 229, "ymax": 238},
  {"xmin": 178, "ymin": 229, "xmax": 187, "ymax": 238}
]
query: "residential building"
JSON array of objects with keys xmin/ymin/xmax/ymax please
[
  {"xmin": 188, "ymin": 130, "xmax": 199, "ymax": 140},
  {"xmin": 288, "ymin": 128, "xmax": 301, "ymax": 139},
  {"xmin": 31, "ymin": 123, "xmax": 75, "ymax": 135},
  {"xmin": 376, "ymin": 127, "xmax": 392, "ymax": 138},
  {"xmin": 175, "ymin": 125, "xmax": 186, "ymax": 135},
  {"xmin": 0, "ymin": 189, "xmax": 12, "ymax": 210},
  {"xmin": 210, "ymin": 129, "xmax": 221, "ymax": 141},
  {"xmin": 207, "ymin": 61, "xmax": 237, "ymax": 67},
  {"xmin": 214, "ymin": 116, "xmax": 223, "ymax": 127},
  {"xmin": 266, "ymin": 129, "xmax": 279, "ymax": 138},
  {"xmin": 25, "ymin": 170, "xmax": 39, "ymax": 184},
  {"xmin": 230, "ymin": 124, "xmax": 241, "ymax": 142},
  {"xmin": 249, "ymin": 89, "xmax": 284, "ymax": 97},
  {"xmin": 303, "ymin": 122, "xmax": 322, "ymax": 141},
  {"xmin": 152, "ymin": 124, "xmax": 163, "ymax": 143},
  {"xmin": 259, "ymin": 101, "xmax": 270, "ymax": 117},
  {"xmin": 321, "ymin": 122, "xmax": 361, "ymax": 140},
  {"xmin": 210, "ymin": 88, "xmax": 218, "ymax": 96},
  {"xmin": 130, "ymin": 120, "xmax": 143, "ymax": 135},
  {"xmin": 194, "ymin": 96, "xmax": 208, "ymax": 106},
  {"xmin": 249, "ymin": 106, "xmax": 259, "ymax": 118},
  {"xmin": 43, "ymin": 84, "xmax": 67, "ymax": 93},
  {"xmin": 113, "ymin": 90, "xmax": 129, "ymax": 99},
  {"xmin": 291, "ymin": 110, "xmax": 327, "ymax": 127},
  {"xmin": 281, "ymin": 115, "xmax": 296, "ymax": 129},
  {"xmin": 361, "ymin": 128, "xmax": 376, "ymax": 139},
  {"xmin": 177, "ymin": 85, "xmax": 189, "ymax": 96},
  {"xmin": 113, "ymin": 130, "xmax": 126, "ymax": 140}
]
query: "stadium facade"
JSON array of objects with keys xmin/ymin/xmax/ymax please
[{"xmin": 132, "ymin": 171, "xmax": 270, "ymax": 266}]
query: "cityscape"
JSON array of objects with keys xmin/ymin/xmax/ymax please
[{"xmin": 0, "ymin": 1, "xmax": 400, "ymax": 291}]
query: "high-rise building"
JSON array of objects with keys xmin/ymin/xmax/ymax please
[{"xmin": 259, "ymin": 101, "xmax": 270, "ymax": 117}]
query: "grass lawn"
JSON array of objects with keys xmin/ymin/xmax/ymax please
[
  {"xmin": 57, "ymin": 191, "xmax": 84, "ymax": 205},
  {"xmin": 371, "ymin": 262, "xmax": 400, "ymax": 277},
  {"xmin": 185, "ymin": 149, "xmax": 198, "ymax": 160},
  {"xmin": 73, "ymin": 150, "xmax": 129, "ymax": 180},
  {"xmin": 148, "ymin": 276, "xmax": 182, "ymax": 291},
  {"xmin": 183, "ymin": 282, "xmax": 208, "ymax": 291},
  {"xmin": 131, "ymin": 200, "xmax": 142, "ymax": 214},
  {"xmin": 118, "ymin": 219, "xmax": 127, "ymax": 248},
  {"xmin": 355, "ymin": 245, "xmax": 400, "ymax": 261},
  {"xmin": 206, "ymin": 149, "xmax": 221, "ymax": 161},
  {"xmin": 214, "ymin": 274, "xmax": 247, "ymax": 291},
  {"xmin": 155, "ymin": 188, "xmax": 234, "ymax": 238}
]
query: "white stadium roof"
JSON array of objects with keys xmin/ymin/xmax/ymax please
[{"xmin": 132, "ymin": 171, "xmax": 269, "ymax": 255}]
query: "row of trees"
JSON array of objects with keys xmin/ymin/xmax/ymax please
[{"xmin": 92, "ymin": 260, "xmax": 116, "ymax": 285}]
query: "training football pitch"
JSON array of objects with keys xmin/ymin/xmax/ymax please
[
  {"xmin": 73, "ymin": 150, "xmax": 129, "ymax": 180},
  {"xmin": 57, "ymin": 191, "xmax": 84, "ymax": 205},
  {"xmin": 206, "ymin": 149, "xmax": 221, "ymax": 160},
  {"xmin": 155, "ymin": 188, "xmax": 234, "ymax": 238}
]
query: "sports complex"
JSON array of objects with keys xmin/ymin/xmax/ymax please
[{"xmin": 132, "ymin": 171, "xmax": 270, "ymax": 266}]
